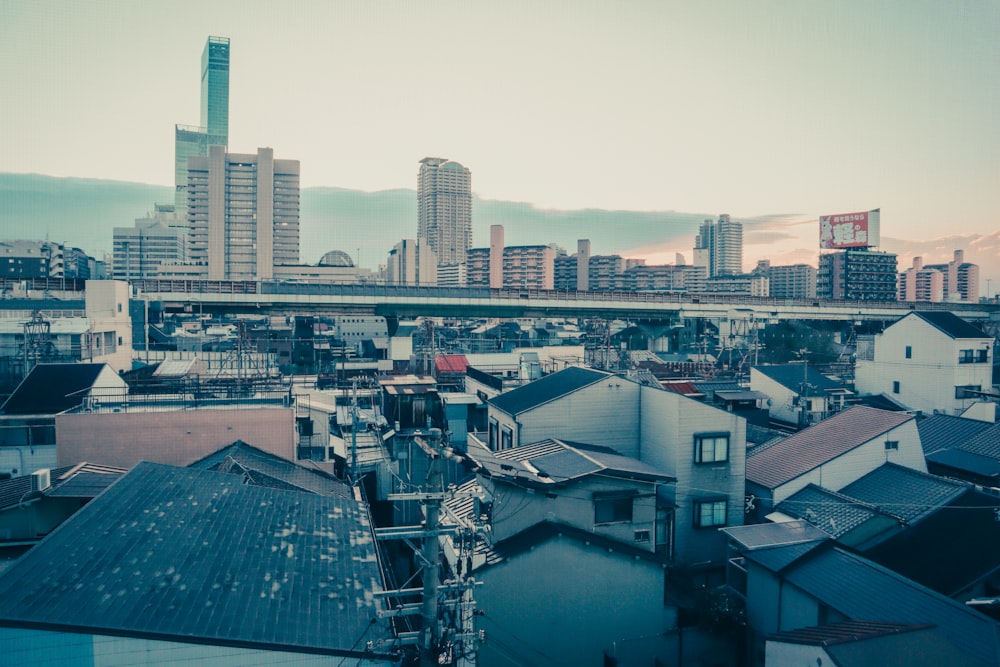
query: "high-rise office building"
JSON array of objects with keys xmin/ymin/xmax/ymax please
[
  {"xmin": 112, "ymin": 204, "xmax": 187, "ymax": 280},
  {"xmin": 417, "ymin": 157, "xmax": 472, "ymax": 268},
  {"xmin": 175, "ymin": 36, "xmax": 230, "ymax": 211},
  {"xmin": 187, "ymin": 146, "xmax": 300, "ymax": 280},
  {"xmin": 694, "ymin": 214, "xmax": 743, "ymax": 277}
]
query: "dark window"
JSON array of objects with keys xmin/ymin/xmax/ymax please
[
  {"xmin": 892, "ymin": 381, "xmax": 900, "ymax": 394},
  {"xmin": 694, "ymin": 499, "xmax": 728, "ymax": 528},
  {"xmin": 959, "ymin": 349, "xmax": 974, "ymax": 364},
  {"xmin": 905, "ymin": 345, "xmax": 912, "ymax": 359},
  {"xmin": 488, "ymin": 418, "xmax": 498, "ymax": 450},
  {"xmin": 634, "ymin": 530, "xmax": 650, "ymax": 543},
  {"xmin": 976, "ymin": 349, "xmax": 989, "ymax": 363},
  {"xmin": 694, "ymin": 433, "xmax": 729, "ymax": 463},
  {"xmin": 884, "ymin": 440, "xmax": 899, "ymax": 451},
  {"xmin": 956, "ymin": 385, "xmax": 982, "ymax": 399},
  {"xmin": 500, "ymin": 424, "xmax": 513, "ymax": 450},
  {"xmin": 595, "ymin": 496, "xmax": 633, "ymax": 524}
]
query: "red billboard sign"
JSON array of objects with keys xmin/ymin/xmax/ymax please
[{"xmin": 820, "ymin": 209, "xmax": 879, "ymax": 249}]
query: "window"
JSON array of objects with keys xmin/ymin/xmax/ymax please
[
  {"xmin": 892, "ymin": 381, "xmax": 900, "ymax": 394},
  {"xmin": 956, "ymin": 385, "xmax": 982, "ymax": 399},
  {"xmin": 694, "ymin": 433, "xmax": 729, "ymax": 463},
  {"xmin": 959, "ymin": 349, "xmax": 974, "ymax": 364},
  {"xmin": 500, "ymin": 424, "xmax": 513, "ymax": 450},
  {"xmin": 977, "ymin": 349, "xmax": 989, "ymax": 363},
  {"xmin": 884, "ymin": 440, "xmax": 899, "ymax": 451},
  {"xmin": 487, "ymin": 418, "xmax": 498, "ymax": 450},
  {"xmin": 694, "ymin": 499, "xmax": 728, "ymax": 528},
  {"xmin": 595, "ymin": 496, "xmax": 633, "ymax": 524},
  {"xmin": 905, "ymin": 345, "xmax": 912, "ymax": 359},
  {"xmin": 633, "ymin": 530, "xmax": 650, "ymax": 543}
]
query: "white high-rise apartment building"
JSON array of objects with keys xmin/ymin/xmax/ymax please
[
  {"xmin": 187, "ymin": 145, "xmax": 300, "ymax": 280},
  {"xmin": 386, "ymin": 239, "xmax": 437, "ymax": 286},
  {"xmin": 694, "ymin": 214, "xmax": 743, "ymax": 277},
  {"xmin": 417, "ymin": 157, "xmax": 472, "ymax": 268}
]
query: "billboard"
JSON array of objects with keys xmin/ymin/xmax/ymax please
[{"xmin": 820, "ymin": 209, "xmax": 879, "ymax": 249}]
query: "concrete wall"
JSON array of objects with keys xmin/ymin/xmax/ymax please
[
  {"xmin": 476, "ymin": 535, "xmax": 673, "ymax": 667},
  {"xmin": 56, "ymin": 408, "xmax": 295, "ymax": 469},
  {"xmin": 0, "ymin": 627, "xmax": 388, "ymax": 666}
]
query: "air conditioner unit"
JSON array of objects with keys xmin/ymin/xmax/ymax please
[{"xmin": 31, "ymin": 468, "xmax": 51, "ymax": 492}]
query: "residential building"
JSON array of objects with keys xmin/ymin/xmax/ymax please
[
  {"xmin": 484, "ymin": 365, "xmax": 747, "ymax": 565},
  {"xmin": 898, "ymin": 256, "xmax": 945, "ymax": 302},
  {"xmin": 744, "ymin": 405, "xmax": 924, "ymax": 517},
  {"xmin": 0, "ymin": 462, "xmax": 396, "ymax": 665},
  {"xmin": 0, "ymin": 240, "xmax": 64, "ymax": 279},
  {"xmin": 694, "ymin": 214, "xmax": 743, "ymax": 277},
  {"xmin": 435, "ymin": 261, "xmax": 466, "ymax": 287},
  {"xmin": 753, "ymin": 260, "xmax": 817, "ymax": 299},
  {"xmin": 817, "ymin": 249, "xmax": 898, "ymax": 301},
  {"xmin": 750, "ymin": 363, "xmax": 853, "ymax": 428},
  {"xmin": 925, "ymin": 249, "xmax": 980, "ymax": 302},
  {"xmin": 174, "ymin": 36, "xmax": 229, "ymax": 211},
  {"xmin": 701, "ymin": 274, "xmax": 769, "ymax": 296},
  {"xmin": 112, "ymin": 204, "xmax": 187, "ymax": 280},
  {"xmin": 467, "ymin": 243, "xmax": 555, "ymax": 289},
  {"xmin": 554, "ymin": 251, "xmax": 628, "ymax": 290},
  {"xmin": 722, "ymin": 524, "xmax": 1000, "ymax": 667},
  {"xmin": 620, "ymin": 263, "xmax": 706, "ymax": 292},
  {"xmin": 187, "ymin": 145, "xmax": 300, "ymax": 280},
  {"xmin": 855, "ymin": 311, "xmax": 994, "ymax": 415},
  {"xmin": 386, "ymin": 238, "xmax": 437, "ymax": 285},
  {"xmin": 417, "ymin": 156, "xmax": 472, "ymax": 268}
]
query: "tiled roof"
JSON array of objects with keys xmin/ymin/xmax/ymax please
[
  {"xmin": 749, "ymin": 543, "xmax": 1000, "ymax": 666},
  {"xmin": 917, "ymin": 414, "xmax": 995, "ymax": 455},
  {"xmin": 487, "ymin": 366, "xmax": 610, "ymax": 416},
  {"xmin": 927, "ymin": 448, "xmax": 1000, "ymax": 481},
  {"xmin": 188, "ymin": 440, "xmax": 353, "ymax": 499},
  {"xmin": 0, "ymin": 462, "xmax": 393, "ymax": 658},
  {"xmin": 777, "ymin": 484, "xmax": 891, "ymax": 539},
  {"xmin": 753, "ymin": 363, "xmax": 847, "ymax": 396},
  {"xmin": 853, "ymin": 392, "xmax": 911, "ymax": 412},
  {"xmin": 746, "ymin": 406, "xmax": 913, "ymax": 490},
  {"xmin": 839, "ymin": 463, "xmax": 968, "ymax": 524},
  {"xmin": 467, "ymin": 438, "xmax": 673, "ymax": 485},
  {"xmin": 0, "ymin": 463, "xmax": 126, "ymax": 511},
  {"xmin": 1, "ymin": 363, "xmax": 107, "ymax": 414},
  {"xmin": 912, "ymin": 311, "xmax": 990, "ymax": 339},
  {"xmin": 660, "ymin": 381, "xmax": 702, "ymax": 396},
  {"xmin": 960, "ymin": 422, "xmax": 1000, "ymax": 459},
  {"xmin": 767, "ymin": 620, "xmax": 932, "ymax": 646}
]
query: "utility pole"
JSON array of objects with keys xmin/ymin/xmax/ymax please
[{"xmin": 419, "ymin": 428, "xmax": 443, "ymax": 667}]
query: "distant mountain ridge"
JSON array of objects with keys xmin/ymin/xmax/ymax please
[{"xmin": 0, "ymin": 172, "xmax": 706, "ymax": 269}]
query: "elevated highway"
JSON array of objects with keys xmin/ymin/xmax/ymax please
[{"xmin": 133, "ymin": 280, "xmax": 1000, "ymax": 324}]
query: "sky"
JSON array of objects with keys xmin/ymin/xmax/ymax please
[{"xmin": 1, "ymin": 0, "xmax": 998, "ymax": 288}]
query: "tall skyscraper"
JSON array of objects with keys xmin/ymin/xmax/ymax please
[
  {"xmin": 417, "ymin": 157, "xmax": 472, "ymax": 268},
  {"xmin": 187, "ymin": 146, "xmax": 299, "ymax": 280},
  {"xmin": 694, "ymin": 214, "xmax": 743, "ymax": 277},
  {"xmin": 175, "ymin": 36, "xmax": 230, "ymax": 211}
]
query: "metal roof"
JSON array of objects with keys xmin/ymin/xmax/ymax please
[
  {"xmin": 776, "ymin": 484, "xmax": 891, "ymax": 539},
  {"xmin": 720, "ymin": 519, "xmax": 830, "ymax": 551},
  {"xmin": 1, "ymin": 363, "xmax": 109, "ymax": 415},
  {"xmin": 0, "ymin": 462, "xmax": 125, "ymax": 510},
  {"xmin": 746, "ymin": 406, "xmax": 914, "ymax": 490},
  {"xmin": 0, "ymin": 462, "xmax": 392, "ymax": 658},
  {"xmin": 487, "ymin": 366, "xmax": 611, "ymax": 416},
  {"xmin": 917, "ymin": 414, "xmax": 995, "ymax": 455},
  {"xmin": 767, "ymin": 620, "xmax": 932, "ymax": 647}
]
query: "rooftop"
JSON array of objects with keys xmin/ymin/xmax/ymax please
[
  {"xmin": 840, "ymin": 463, "xmax": 968, "ymax": 524},
  {"xmin": 2, "ymin": 363, "xmax": 111, "ymax": 415},
  {"xmin": 746, "ymin": 406, "xmax": 914, "ymax": 490},
  {"xmin": 776, "ymin": 484, "xmax": 892, "ymax": 539},
  {"xmin": 0, "ymin": 462, "xmax": 126, "ymax": 511},
  {"xmin": 753, "ymin": 363, "xmax": 848, "ymax": 396},
  {"xmin": 917, "ymin": 414, "xmax": 995, "ymax": 455},
  {"xmin": 488, "ymin": 365, "xmax": 611, "ymax": 416},
  {"xmin": 0, "ymin": 462, "xmax": 392, "ymax": 658},
  {"xmin": 911, "ymin": 311, "xmax": 990, "ymax": 339}
]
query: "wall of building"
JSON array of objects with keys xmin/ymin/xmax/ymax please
[
  {"xmin": 855, "ymin": 315, "xmax": 993, "ymax": 415},
  {"xmin": 56, "ymin": 408, "xmax": 295, "ymax": 469},
  {"xmin": 476, "ymin": 536, "xmax": 674, "ymax": 667}
]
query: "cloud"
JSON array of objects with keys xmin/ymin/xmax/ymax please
[{"xmin": 745, "ymin": 230, "xmax": 799, "ymax": 245}]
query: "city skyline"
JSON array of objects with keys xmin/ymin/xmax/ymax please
[{"xmin": 0, "ymin": 1, "xmax": 998, "ymax": 288}]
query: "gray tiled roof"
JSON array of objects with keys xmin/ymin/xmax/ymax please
[
  {"xmin": 746, "ymin": 406, "xmax": 914, "ymax": 490},
  {"xmin": 0, "ymin": 462, "xmax": 392, "ymax": 658},
  {"xmin": 960, "ymin": 422, "xmax": 1000, "ymax": 459},
  {"xmin": 748, "ymin": 543, "xmax": 1000, "ymax": 666},
  {"xmin": 487, "ymin": 366, "xmax": 610, "ymax": 416},
  {"xmin": 927, "ymin": 448, "xmax": 1000, "ymax": 480},
  {"xmin": 753, "ymin": 363, "xmax": 847, "ymax": 396},
  {"xmin": 777, "ymin": 485, "xmax": 890, "ymax": 539},
  {"xmin": 839, "ymin": 463, "xmax": 968, "ymax": 524},
  {"xmin": 189, "ymin": 440, "xmax": 353, "ymax": 499},
  {"xmin": 912, "ymin": 311, "xmax": 990, "ymax": 339},
  {"xmin": 917, "ymin": 414, "xmax": 995, "ymax": 455},
  {"xmin": 0, "ymin": 463, "xmax": 126, "ymax": 510}
]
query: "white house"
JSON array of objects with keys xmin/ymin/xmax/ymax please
[
  {"xmin": 745, "ymin": 405, "xmax": 925, "ymax": 517},
  {"xmin": 855, "ymin": 311, "xmax": 994, "ymax": 416},
  {"xmin": 750, "ymin": 363, "xmax": 852, "ymax": 428}
]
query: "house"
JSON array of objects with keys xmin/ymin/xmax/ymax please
[
  {"xmin": 777, "ymin": 462, "xmax": 1000, "ymax": 600},
  {"xmin": 0, "ymin": 462, "xmax": 125, "ymax": 549},
  {"xmin": 919, "ymin": 414, "xmax": 1000, "ymax": 488},
  {"xmin": 765, "ymin": 620, "xmax": 981, "ymax": 667},
  {"xmin": 0, "ymin": 462, "xmax": 396, "ymax": 665},
  {"xmin": 484, "ymin": 365, "xmax": 747, "ymax": 565},
  {"xmin": 722, "ymin": 522, "xmax": 1000, "ymax": 666},
  {"xmin": 855, "ymin": 311, "xmax": 994, "ymax": 416},
  {"xmin": 745, "ymin": 406, "xmax": 924, "ymax": 518},
  {"xmin": 750, "ymin": 362, "xmax": 853, "ymax": 428},
  {"xmin": 0, "ymin": 363, "xmax": 129, "ymax": 477}
]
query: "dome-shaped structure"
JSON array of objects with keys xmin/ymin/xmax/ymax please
[{"xmin": 318, "ymin": 250, "xmax": 354, "ymax": 267}]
